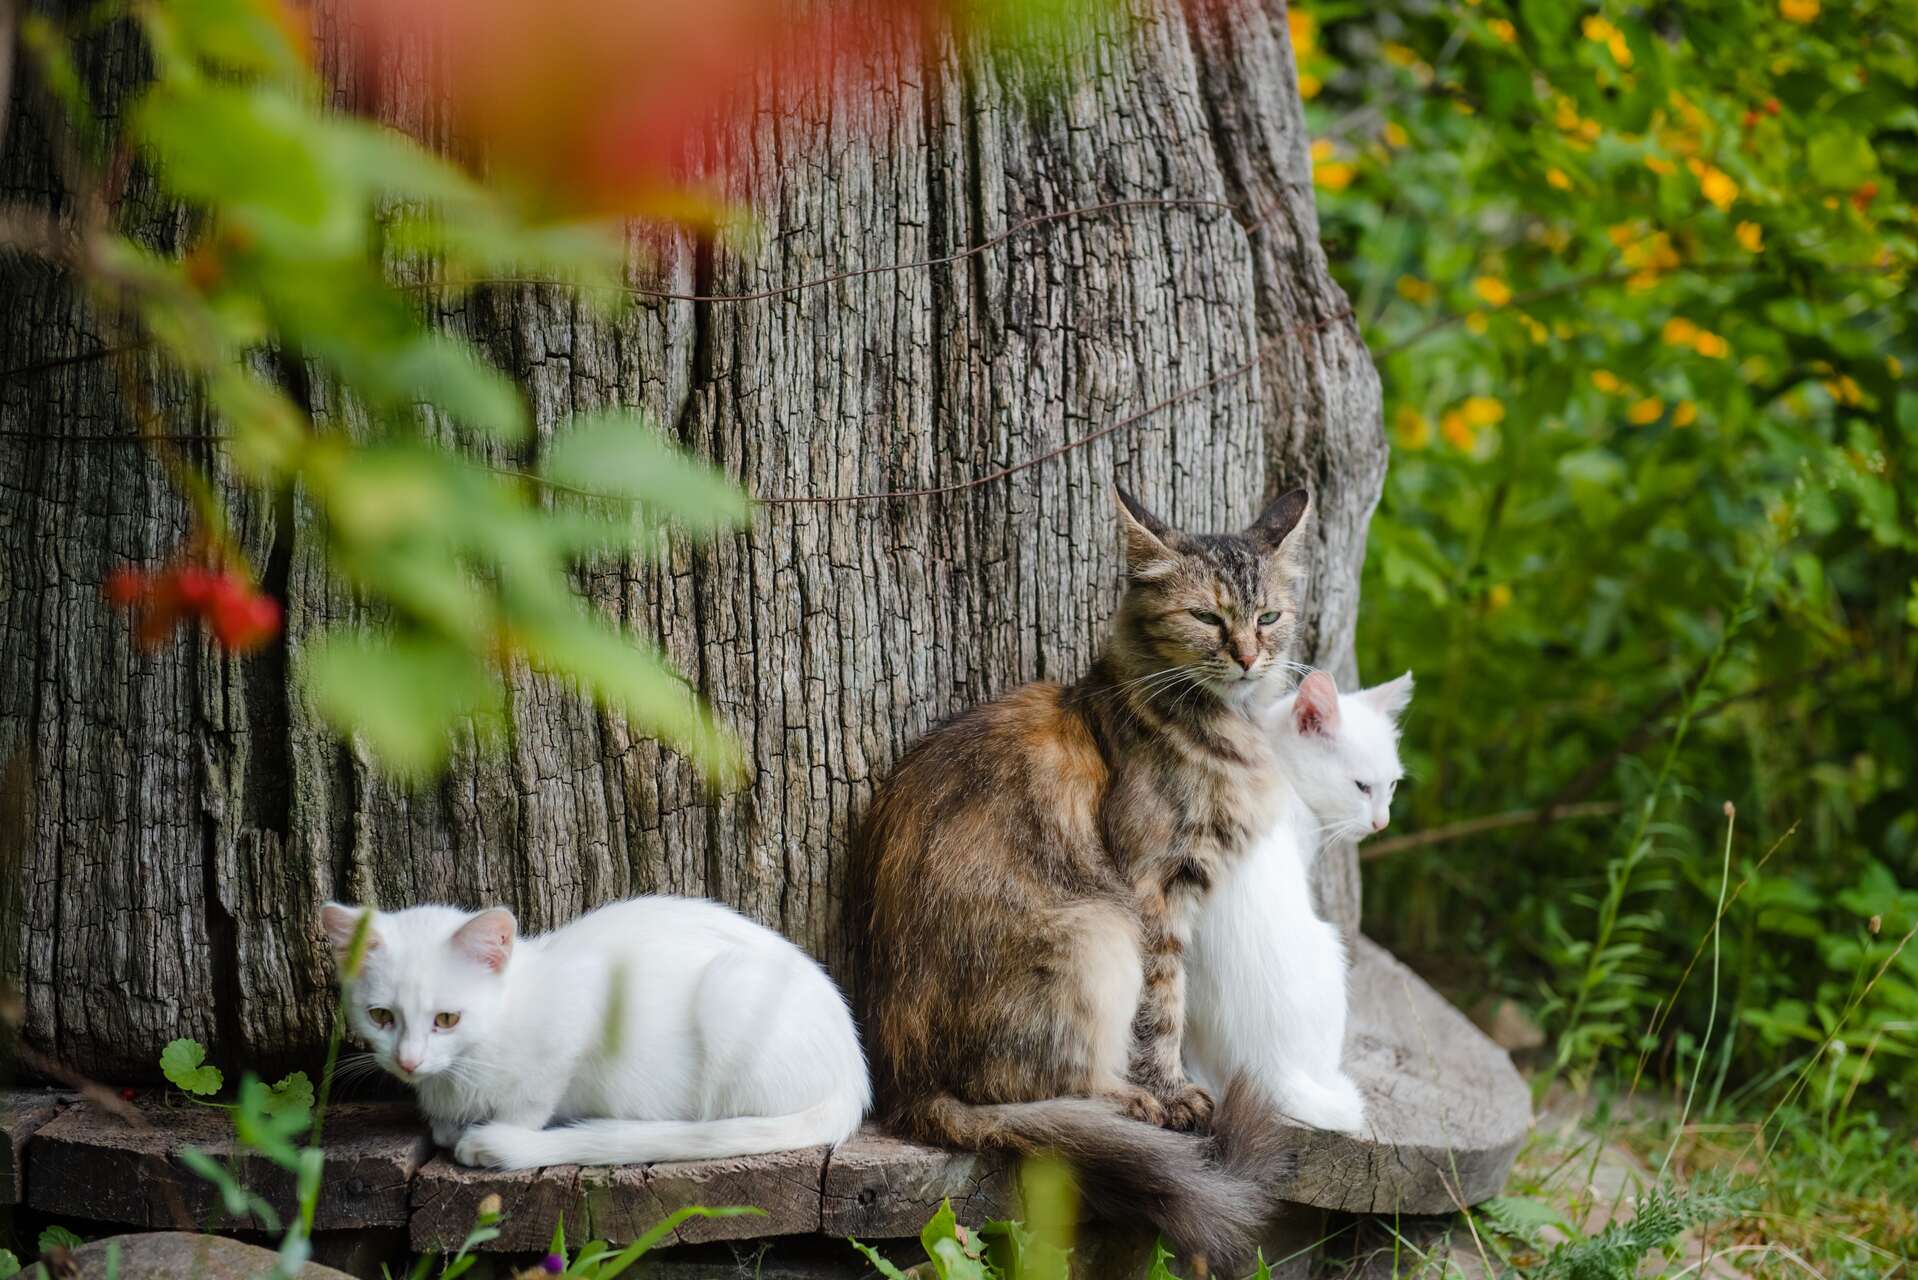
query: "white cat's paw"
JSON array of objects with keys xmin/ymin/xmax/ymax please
[
  {"xmin": 455, "ymin": 1123, "xmax": 546, "ymax": 1170},
  {"xmin": 1313, "ymin": 1073, "xmax": 1368, "ymax": 1134}
]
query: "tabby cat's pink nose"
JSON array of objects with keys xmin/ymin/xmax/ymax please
[{"xmin": 1233, "ymin": 650, "xmax": 1256, "ymax": 671}]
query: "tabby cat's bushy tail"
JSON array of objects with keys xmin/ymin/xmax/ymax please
[{"xmin": 905, "ymin": 1077, "xmax": 1296, "ymax": 1268}]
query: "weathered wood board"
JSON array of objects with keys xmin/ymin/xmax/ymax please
[
  {"xmin": 0, "ymin": 1088, "xmax": 66, "ymax": 1205},
  {"xmin": 14, "ymin": 943, "xmax": 1528, "ymax": 1247},
  {"xmin": 27, "ymin": 1101, "xmax": 431, "ymax": 1230}
]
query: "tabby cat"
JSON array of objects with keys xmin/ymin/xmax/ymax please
[{"xmin": 858, "ymin": 483, "xmax": 1312, "ymax": 1266}]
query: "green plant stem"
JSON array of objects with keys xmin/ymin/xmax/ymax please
[{"xmin": 1546, "ymin": 540, "xmax": 1771, "ymax": 1092}]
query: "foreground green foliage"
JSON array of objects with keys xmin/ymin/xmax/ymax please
[{"xmin": 17, "ymin": 0, "xmax": 750, "ymax": 779}]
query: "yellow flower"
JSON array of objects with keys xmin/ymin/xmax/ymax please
[
  {"xmin": 1314, "ymin": 160, "xmax": 1356, "ymax": 190},
  {"xmin": 1661, "ymin": 316, "xmax": 1699, "ymax": 346},
  {"xmin": 1299, "ymin": 72, "xmax": 1323, "ymax": 99},
  {"xmin": 1779, "ymin": 0, "xmax": 1818, "ymax": 22},
  {"xmin": 1672, "ymin": 400, "xmax": 1698, "ymax": 427},
  {"xmin": 1441, "ymin": 409, "xmax": 1476, "ymax": 450},
  {"xmin": 1581, "ymin": 15, "xmax": 1617, "ymax": 41},
  {"xmin": 1488, "ymin": 17, "xmax": 1517, "ymax": 43},
  {"xmin": 1310, "ymin": 138, "xmax": 1335, "ymax": 162},
  {"xmin": 1577, "ymin": 118, "xmax": 1601, "ymax": 142},
  {"xmin": 1825, "ymin": 375, "xmax": 1863, "ymax": 405},
  {"xmin": 1521, "ymin": 314, "xmax": 1550, "ymax": 344},
  {"xmin": 1591, "ymin": 369, "xmax": 1624, "ymax": 394},
  {"xmin": 1473, "ymin": 276, "xmax": 1513, "ymax": 307},
  {"xmin": 1393, "ymin": 406, "xmax": 1432, "ymax": 449},
  {"xmin": 1692, "ymin": 331, "xmax": 1730, "ymax": 358},
  {"xmin": 1645, "ymin": 155, "xmax": 1676, "ymax": 176},
  {"xmin": 1607, "ymin": 222, "xmax": 1638, "ymax": 248},
  {"xmin": 1487, "ymin": 583, "xmax": 1513, "ymax": 611},
  {"xmin": 1735, "ymin": 220, "xmax": 1764, "ymax": 253},
  {"xmin": 1698, "ymin": 166, "xmax": 1739, "ymax": 210},
  {"xmin": 1626, "ymin": 270, "xmax": 1662, "ymax": 293},
  {"xmin": 1383, "ymin": 42, "xmax": 1419, "ymax": 67},
  {"xmin": 1464, "ymin": 311, "xmax": 1490, "ymax": 335},
  {"xmin": 1383, "ymin": 121, "xmax": 1410, "ymax": 148},
  {"xmin": 1627, "ymin": 396, "xmax": 1665, "ymax": 424},
  {"xmin": 1288, "ymin": 8, "xmax": 1317, "ymax": 55},
  {"xmin": 1607, "ymin": 32, "xmax": 1633, "ymax": 67},
  {"xmin": 1462, "ymin": 395, "xmax": 1505, "ymax": 426},
  {"xmin": 1546, "ymin": 167, "xmax": 1572, "ymax": 190},
  {"xmin": 1396, "ymin": 275, "xmax": 1434, "ymax": 303},
  {"xmin": 1890, "ymin": 356, "xmax": 1905, "ymax": 379}
]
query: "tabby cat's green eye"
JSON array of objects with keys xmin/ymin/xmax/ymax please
[
  {"xmin": 1257, "ymin": 610, "xmax": 1281, "ymax": 626},
  {"xmin": 1189, "ymin": 610, "xmax": 1224, "ymax": 626}
]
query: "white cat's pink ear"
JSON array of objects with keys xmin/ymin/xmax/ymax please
[
  {"xmin": 453, "ymin": 908, "xmax": 516, "ymax": 973},
  {"xmin": 1363, "ymin": 671, "xmax": 1415, "ymax": 723},
  {"xmin": 319, "ymin": 902, "xmax": 380, "ymax": 958},
  {"xmin": 1294, "ymin": 671, "xmax": 1341, "ymax": 736}
]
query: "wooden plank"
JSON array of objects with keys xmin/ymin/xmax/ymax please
[
  {"xmin": 0, "ymin": 1088, "xmax": 67, "ymax": 1205},
  {"xmin": 410, "ymin": 1144, "xmax": 832, "ymax": 1252},
  {"xmin": 409, "ymin": 1158, "xmax": 587, "ymax": 1253},
  {"xmin": 821, "ymin": 1129, "xmax": 1014, "ymax": 1239},
  {"xmin": 27, "ymin": 1101, "xmax": 430, "ymax": 1230},
  {"xmin": 15, "ymin": 944, "xmax": 1526, "ymax": 1244},
  {"xmin": 1267, "ymin": 938, "xmax": 1533, "ymax": 1215}
]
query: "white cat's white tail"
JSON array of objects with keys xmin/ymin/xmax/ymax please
[
  {"xmin": 1185, "ymin": 670, "xmax": 1412, "ymax": 1135},
  {"xmin": 456, "ymin": 1091, "xmax": 864, "ymax": 1169}
]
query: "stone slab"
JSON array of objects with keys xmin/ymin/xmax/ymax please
[{"xmin": 23, "ymin": 1231, "xmax": 353, "ymax": 1279}]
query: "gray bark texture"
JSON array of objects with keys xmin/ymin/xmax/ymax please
[{"xmin": 0, "ymin": 0, "xmax": 1385, "ymax": 1076}]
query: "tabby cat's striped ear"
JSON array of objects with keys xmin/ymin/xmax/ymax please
[
  {"xmin": 1113, "ymin": 484, "xmax": 1181, "ymax": 579},
  {"xmin": 1248, "ymin": 486, "xmax": 1311, "ymax": 558}
]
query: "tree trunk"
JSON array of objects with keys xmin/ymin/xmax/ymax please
[{"xmin": 0, "ymin": 0, "xmax": 1383, "ymax": 1077}]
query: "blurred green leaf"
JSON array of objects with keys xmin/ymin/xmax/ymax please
[
  {"xmin": 303, "ymin": 632, "xmax": 506, "ymax": 777},
  {"xmin": 540, "ymin": 412, "xmax": 752, "ymax": 534}
]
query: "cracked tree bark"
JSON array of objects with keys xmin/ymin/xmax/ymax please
[{"xmin": 0, "ymin": 0, "xmax": 1384, "ymax": 1077}]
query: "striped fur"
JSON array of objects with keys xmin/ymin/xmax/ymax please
[{"xmin": 856, "ymin": 484, "xmax": 1311, "ymax": 1266}]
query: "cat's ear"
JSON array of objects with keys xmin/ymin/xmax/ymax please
[
  {"xmin": 1114, "ymin": 485, "xmax": 1180, "ymax": 579},
  {"xmin": 452, "ymin": 908, "xmax": 516, "ymax": 974},
  {"xmin": 320, "ymin": 903, "xmax": 381, "ymax": 962},
  {"xmin": 1362, "ymin": 670, "xmax": 1414, "ymax": 724},
  {"xmin": 1248, "ymin": 487, "xmax": 1311, "ymax": 561},
  {"xmin": 1294, "ymin": 670, "xmax": 1341, "ymax": 737}
]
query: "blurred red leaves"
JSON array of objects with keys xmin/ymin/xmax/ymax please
[
  {"xmin": 106, "ymin": 562, "xmax": 282, "ymax": 653},
  {"xmin": 339, "ymin": 0, "xmax": 948, "ymax": 221}
]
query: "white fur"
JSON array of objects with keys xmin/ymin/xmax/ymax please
[
  {"xmin": 320, "ymin": 896, "xmax": 870, "ymax": 1170},
  {"xmin": 1184, "ymin": 671, "xmax": 1412, "ymax": 1133}
]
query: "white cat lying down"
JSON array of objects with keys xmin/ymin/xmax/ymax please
[
  {"xmin": 1184, "ymin": 669, "xmax": 1412, "ymax": 1134},
  {"xmin": 320, "ymin": 896, "xmax": 870, "ymax": 1170}
]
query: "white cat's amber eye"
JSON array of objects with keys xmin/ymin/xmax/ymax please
[
  {"xmin": 1257, "ymin": 610, "xmax": 1281, "ymax": 626},
  {"xmin": 434, "ymin": 1012, "xmax": 461, "ymax": 1030},
  {"xmin": 1356, "ymin": 781, "xmax": 1372, "ymax": 794},
  {"xmin": 367, "ymin": 1007, "xmax": 395, "ymax": 1028}
]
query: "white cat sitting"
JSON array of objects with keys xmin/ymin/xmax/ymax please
[
  {"xmin": 1184, "ymin": 669, "xmax": 1413, "ymax": 1134},
  {"xmin": 319, "ymin": 896, "xmax": 870, "ymax": 1170}
]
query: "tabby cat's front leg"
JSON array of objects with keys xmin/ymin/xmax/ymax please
[{"xmin": 1129, "ymin": 887, "xmax": 1214, "ymax": 1132}]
